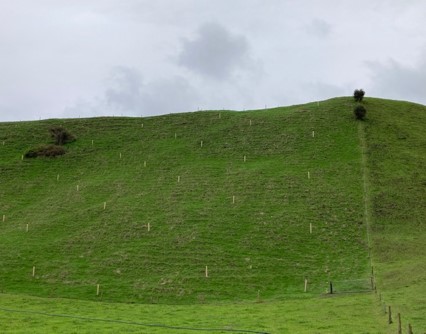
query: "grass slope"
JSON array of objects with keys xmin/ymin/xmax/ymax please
[
  {"xmin": 0, "ymin": 96, "xmax": 424, "ymax": 332},
  {"xmin": 0, "ymin": 98, "xmax": 369, "ymax": 304},
  {"xmin": 363, "ymin": 98, "xmax": 426, "ymax": 332}
]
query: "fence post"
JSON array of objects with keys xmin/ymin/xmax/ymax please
[
  {"xmin": 397, "ymin": 313, "xmax": 401, "ymax": 334},
  {"xmin": 329, "ymin": 281, "xmax": 333, "ymax": 294},
  {"xmin": 408, "ymin": 323, "xmax": 413, "ymax": 334},
  {"xmin": 388, "ymin": 306, "xmax": 392, "ymax": 324}
]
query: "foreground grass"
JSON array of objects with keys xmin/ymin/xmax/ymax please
[{"xmin": 0, "ymin": 293, "xmax": 386, "ymax": 333}]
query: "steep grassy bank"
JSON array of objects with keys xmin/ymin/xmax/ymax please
[
  {"xmin": 363, "ymin": 98, "xmax": 426, "ymax": 332},
  {"xmin": 0, "ymin": 98, "xmax": 369, "ymax": 304}
]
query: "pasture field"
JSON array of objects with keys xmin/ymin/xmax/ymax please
[
  {"xmin": 0, "ymin": 97, "xmax": 424, "ymax": 332},
  {"xmin": 0, "ymin": 292, "xmax": 387, "ymax": 333}
]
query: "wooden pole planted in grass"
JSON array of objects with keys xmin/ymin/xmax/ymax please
[
  {"xmin": 177, "ymin": 176, "xmax": 180, "ymax": 183},
  {"xmin": 398, "ymin": 313, "xmax": 402, "ymax": 334},
  {"xmin": 329, "ymin": 281, "xmax": 333, "ymax": 294},
  {"xmin": 308, "ymin": 171, "xmax": 310, "ymax": 179},
  {"xmin": 96, "ymin": 284, "xmax": 100, "ymax": 296},
  {"xmin": 57, "ymin": 174, "xmax": 60, "ymax": 181},
  {"xmin": 147, "ymin": 223, "xmax": 150, "ymax": 232},
  {"xmin": 408, "ymin": 323, "xmax": 413, "ymax": 334},
  {"xmin": 103, "ymin": 202, "xmax": 106, "ymax": 210},
  {"xmin": 2, "ymin": 215, "xmax": 5, "ymax": 222},
  {"xmin": 388, "ymin": 306, "xmax": 392, "ymax": 324},
  {"xmin": 304, "ymin": 278, "xmax": 308, "ymax": 292},
  {"xmin": 205, "ymin": 266, "xmax": 208, "ymax": 278},
  {"xmin": 200, "ymin": 140, "xmax": 203, "ymax": 147},
  {"xmin": 244, "ymin": 155, "xmax": 246, "ymax": 162},
  {"xmin": 76, "ymin": 185, "xmax": 79, "ymax": 192},
  {"xmin": 310, "ymin": 223, "xmax": 312, "ymax": 234},
  {"xmin": 32, "ymin": 266, "xmax": 35, "ymax": 277},
  {"xmin": 26, "ymin": 224, "xmax": 29, "ymax": 232},
  {"xmin": 232, "ymin": 195, "xmax": 235, "ymax": 204},
  {"xmin": 397, "ymin": 313, "xmax": 402, "ymax": 334},
  {"xmin": 312, "ymin": 131, "xmax": 315, "ymax": 138}
]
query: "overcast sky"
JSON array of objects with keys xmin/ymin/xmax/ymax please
[{"xmin": 1, "ymin": 0, "xmax": 425, "ymax": 121}]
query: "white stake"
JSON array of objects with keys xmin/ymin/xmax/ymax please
[
  {"xmin": 304, "ymin": 278, "xmax": 308, "ymax": 292},
  {"xmin": 26, "ymin": 224, "xmax": 29, "ymax": 232},
  {"xmin": 200, "ymin": 140, "xmax": 203, "ymax": 147},
  {"xmin": 2, "ymin": 215, "xmax": 5, "ymax": 222},
  {"xmin": 141, "ymin": 123, "xmax": 144, "ymax": 128},
  {"xmin": 144, "ymin": 161, "xmax": 147, "ymax": 167},
  {"xmin": 103, "ymin": 202, "xmax": 106, "ymax": 210},
  {"xmin": 177, "ymin": 176, "xmax": 180, "ymax": 183},
  {"xmin": 249, "ymin": 119, "xmax": 252, "ymax": 126},
  {"xmin": 76, "ymin": 185, "xmax": 79, "ymax": 191},
  {"xmin": 32, "ymin": 266, "xmax": 36, "ymax": 277},
  {"xmin": 243, "ymin": 155, "xmax": 246, "ymax": 162},
  {"xmin": 308, "ymin": 171, "xmax": 310, "ymax": 179},
  {"xmin": 205, "ymin": 266, "xmax": 208, "ymax": 278},
  {"xmin": 147, "ymin": 223, "xmax": 150, "ymax": 232},
  {"xmin": 232, "ymin": 195, "xmax": 235, "ymax": 204},
  {"xmin": 57, "ymin": 174, "xmax": 60, "ymax": 181},
  {"xmin": 21, "ymin": 155, "xmax": 24, "ymax": 160},
  {"xmin": 96, "ymin": 284, "xmax": 100, "ymax": 296},
  {"xmin": 310, "ymin": 223, "xmax": 312, "ymax": 234},
  {"xmin": 312, "ymin": 131, "xmax": 315, "ymax": 138}
]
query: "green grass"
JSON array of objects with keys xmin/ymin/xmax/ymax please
[
  {"xmin": 362, "ymin": 98, "xmax": 426, "ymax": 332},
  {"xmin": 0, "ymin": 96, "xmax": 424, "ymax": 332},
  {"xmin": 0, "ymin": 292, "xmax": 387, "ymax": 333},
  {"xmin": 0, "ymin": 98, "xmax": 369, "ymax": 304}
]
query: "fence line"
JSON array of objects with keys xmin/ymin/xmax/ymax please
[{"xmin": 0, "ymin": 306, "xmax": 269, "ymax": 334}]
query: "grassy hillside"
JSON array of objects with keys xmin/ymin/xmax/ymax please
[
  {"xmin": 0, "ymin": 98, "xmax": 369, "ymax": 304},
  {"xmin": 363, "ymin": 98, "xmax": 426, "ymax": 332},
  {"xmin": 0, "ymin": 96, "xmax": 424, "ymax": 333}
]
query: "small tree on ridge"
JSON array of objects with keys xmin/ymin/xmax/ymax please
[{"xmin": 353, "ymin": 89, "xmax": 365, "ymax": 102}]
